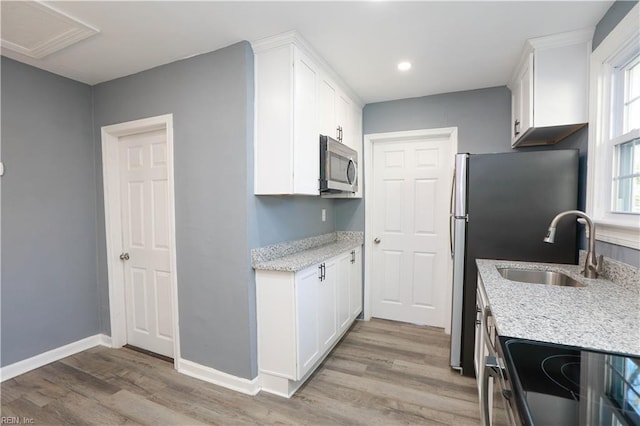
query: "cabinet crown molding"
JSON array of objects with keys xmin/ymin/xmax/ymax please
[
  {"xmin": 509, "ymin": 28, "xmax": 594, "ymax": 87},
  {"xmin": 251, "ymin": 30, "xmax": 309, "ymax": 54},
  {"xmin": 526, "ymin": 27, "xmax": 595, "ymax": 51},
  {"xmin": 251, "ymin": 30, "xmax": 363, "ymax": 107}
]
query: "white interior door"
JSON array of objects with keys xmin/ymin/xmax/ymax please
[
  {"xmin": 119, "ymin": 128, "xmax": 174, "ymax": 357},
  {"xmin": 370, "ymin": 136, "xmax": 452, "ymax": 327}
]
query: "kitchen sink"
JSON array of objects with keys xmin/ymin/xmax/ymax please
[{"xmin": 497, "ymin": 268, "xmax": 585, "ymax": 287}]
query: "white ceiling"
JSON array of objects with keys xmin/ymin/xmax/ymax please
[{"xmin": 1, "ymin": 1, "xmax": 613, "ymax": 104}]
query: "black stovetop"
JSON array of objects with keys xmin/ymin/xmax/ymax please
[{"xmin": 500, "ymin": 337, "xmax": 640, "ymax": 426}]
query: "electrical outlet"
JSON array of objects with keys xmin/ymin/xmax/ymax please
[{"xmin": 321, "ymin": 208, "xmax": 326, "ymax": 222}]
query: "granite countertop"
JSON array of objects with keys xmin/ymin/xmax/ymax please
[
  {"xmin": 252, "ymin": 231, "xmax": 363, "ymax": 272},
  {"xmin": 476, "ymin": 258, "xmax": 640, "ymax": 357}
]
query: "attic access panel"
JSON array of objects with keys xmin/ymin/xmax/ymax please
[{"xmin": 1, "ymin": 1, "xmax": 98, "ymax": 59}]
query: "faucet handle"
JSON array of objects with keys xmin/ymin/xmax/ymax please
[{"xmin": 584, "ymin": 254, "xmax": 604, "ymax": 278}]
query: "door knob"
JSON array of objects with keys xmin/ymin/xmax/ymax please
[
  {"xmin": 374, "ymin": 238, "xmax": 381, "ymax": 244},
  {"xmin": 120, "ymin": 252, "xmax": 130, "ymax": 261}
]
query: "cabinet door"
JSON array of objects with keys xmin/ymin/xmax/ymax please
[
  {"xmin": 336, "ymin": 91, "xmax": 351, "ymax": 144},
  {"xmin": 336, "ymin": 252, "xmax": 352, "ymax": 333},
  {"xmin": 511, "ymin": 52, "xmax": 533, "ymax": 145},
  {"xmin": 320, "ymin": 102, "xmax": 363, "ymax": 199},
  {"xmin": 254, "ymin": 45, "xmax": 295, "ymax": 194},
  {"xmin": 520, "ymin": 54, "xmax": 535, "ymax": 133},
  {"xmin": 474, "ymin": 288, "xmax": 485, "ymax": 386},
  {"xmin": 296, "ymin": 265, "xmax": 321, "ymax": 378},
  {"xmin": 519, "ymin": 53, "xmax": 533, "ymax": 137},
  {"xmin": 511, "ymin": 77, "xmax": 522, "ymax": 144},
  {"xmin": 350, "ymin": 105, "xmax": 363, "ymax": 198},
  {"xmin": 292, "ymin": 49, "xmax": 320, "ymax": 195},
  {"xmin": 349, "ymin": 247, "xmax": 363, "ymax": 319},
  {"xmin": 318, "ymin": 77, "xmax": 337, "ymax": 138},
  {"xmin": 318, "ymin": 259, "xmax": 338, "ymax": 349}
]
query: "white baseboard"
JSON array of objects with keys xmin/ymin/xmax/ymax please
[
  {"xmin": 0, "ymin": 333, "xmax": 112, "ymax": 382},
  {"xmin": 98, "ymin": 334, "xmax": 113, "ymax": 348},
  {"xmin": 178, "ymin": 358, "xmax": 260, "ymax": 396},
  {"xmin": 0, "ymin": 335, "xmax": 260, "ymax": 397}
]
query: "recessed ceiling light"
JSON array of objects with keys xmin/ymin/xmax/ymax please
[{"xmin": 397, "ymin": 61, "xmax": 412, "ymax": 71}]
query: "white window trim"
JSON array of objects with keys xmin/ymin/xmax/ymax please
[{"xmin": 587, "ymin": 3, "xmax": 640, "ymax": 250}]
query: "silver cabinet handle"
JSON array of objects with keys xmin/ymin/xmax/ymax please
[
  {"xmin": 120, "ymin": 252, "xmax": 130, "ymax": 261},
  {"xmin": 374, "ymin": 238, "xmax": 381, "ymax": 244}
]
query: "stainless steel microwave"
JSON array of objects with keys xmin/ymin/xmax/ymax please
[{"xmin": 320, "ymin": 135, "xmax": 358, "ymax": 193}]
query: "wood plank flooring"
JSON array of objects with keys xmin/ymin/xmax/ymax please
[{"xmin": 1, "ymin": 319, "xmax": 481, "ymax": 425}]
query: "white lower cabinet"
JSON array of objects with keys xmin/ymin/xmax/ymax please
[
  {"xmin": 474, "ymin": 285, "xmax": 488, "ymax": 396},
  {"xmin": 295, "ymin": 266, "xmax": 322, "ymax": 376},
  {"xmin": 337, "ymin": 252, "xmax": 352, "ymax": 333},
  {"xmin": 349, "ymin": 247, "xmax": 362, "ymax": 318},
  {"xmin": 256, "ymin": 247, "xmax": 362, "ymax": 397},
  {"xmin": 317, "ymin": 258, "xmax": 338, "ymax": 349}
]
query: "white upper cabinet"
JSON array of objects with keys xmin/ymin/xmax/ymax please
[
  {"xmin": 253, "ymin": 40, "xmax": 319, "ymax": 195},
  {"xmin": 509, "ymin": 29, "xmax": 593, "ymax": 147},
  {"xmin": 253, "ymin": 31, "xmax": 363, "ymax": 195},
  {"xmin": 319, "ymin": 76, "xmax": 338, "ymax": 139},
  {"xmin": 322, "ymin": 98, "xmax": 363, "ymax": 199}
]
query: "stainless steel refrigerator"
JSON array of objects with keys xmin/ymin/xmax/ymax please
[{"xmin": 449, "ymin": 150, "xmax": 579, "ymax": 377}]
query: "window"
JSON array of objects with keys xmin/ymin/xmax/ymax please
[
  {"xmin": 611, "ymin": 52, "xmax": 640, "ymax": 215},
  {"xmin": 587, "ymin": 3, "xmax": 640, "ymax": 249},
  {"xmin": 604, "ymin": 355, "xmax": 640, "ymax": 425},
  {"xmin": 623, "ymin": 58, "xmax": 640, "ymax": 133},
  {"xmin": 613, "ymin": 138, "xmax": 640, "ymax": 213}
]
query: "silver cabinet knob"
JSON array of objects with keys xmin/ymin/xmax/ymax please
[
  {"xmin": 120, "ymin": 252, "xmax": 130, "ymax": 261},
  {"xmin": 374, "ymin": 238, "xmax": 381, "ymax": 244}
]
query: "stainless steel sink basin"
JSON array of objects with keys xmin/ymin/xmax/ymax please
[{"xmin": 497, "ymin": 268, "xmax": 585, "ymax": 287}]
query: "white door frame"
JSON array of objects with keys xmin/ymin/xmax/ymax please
[
  {"xmin": 363, "ymin": 127, "xmax": 458, "ymax": 332},
  {"xmin": 101, "ymin": 114, "xmax": 180, "ymax": 367}
]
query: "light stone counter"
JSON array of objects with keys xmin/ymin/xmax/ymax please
[
  {"xmin": 476, "ymin": 258, "xmax": 640, "ymax": 357},
  {"xmin": 252, "ymin": 231, "xmax": 363, "ymax": 272}
]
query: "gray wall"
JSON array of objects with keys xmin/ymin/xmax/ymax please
[
  {"xmin": 593, "ymin": 0, "xmax": 638, "ymax": 50},
  {"xmin": 251, "ymin": 197, "xmax": 335, "ymax": 247},
  {"xmin": 93, "ymin": 42, "xmax": 257, "ymax": 379},
  {"xmin": 1, "ymin": 57, "xmax": 99, "ymax": 366},
  {"xmin": 364, "ymin": 87, "xmax": 512, "ymax": 154}
]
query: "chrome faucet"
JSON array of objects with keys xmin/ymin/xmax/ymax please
[{"xmin": 544, "ymin": 210, "xmax": 602, "ymax": 279}]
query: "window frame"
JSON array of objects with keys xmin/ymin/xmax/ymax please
[{"xmin": 587, "ymin": 4, "xmax": 640, "ymax": 250}]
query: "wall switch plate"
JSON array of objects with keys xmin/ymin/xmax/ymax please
[
  {"xmin": 321, "ymin": 208, "xmax": 326, "ymax": 222},
  {"xmin": 0, "ymin": 162, "xmax": 4, "ymax": 176}
]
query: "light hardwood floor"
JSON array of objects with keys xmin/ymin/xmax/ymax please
[{"xmin": 1, "ymin": 319, "xmax": 481, "ymax": 425}]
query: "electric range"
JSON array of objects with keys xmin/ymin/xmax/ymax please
[{"xmin": 499, "ymin": 337, "xmax": 640, "ymax": 426}]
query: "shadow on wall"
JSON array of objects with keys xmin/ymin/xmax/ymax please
[{"xmin": 251, "ymin": 196, "xmax": 336, "ymax": 247}]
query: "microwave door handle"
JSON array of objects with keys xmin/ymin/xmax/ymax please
[{"xmin": 348, "ymin": 159, "xmax": 357, "ymax": 185}]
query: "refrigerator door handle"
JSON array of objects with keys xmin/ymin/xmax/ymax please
[
  {"xmin": 449, "ymin": 170, "xmax": 456, "ymax": 215},
  {"xmin": 454, "ymin": 153, "xmax": 468, "ymax": 218},
  {"xmin": 449, "ymin": 172, "xmax": 455, "ymax": 258},
  {"xmin": 450, "ymin": 215, "xmax": 455, "ymax": 258}
]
